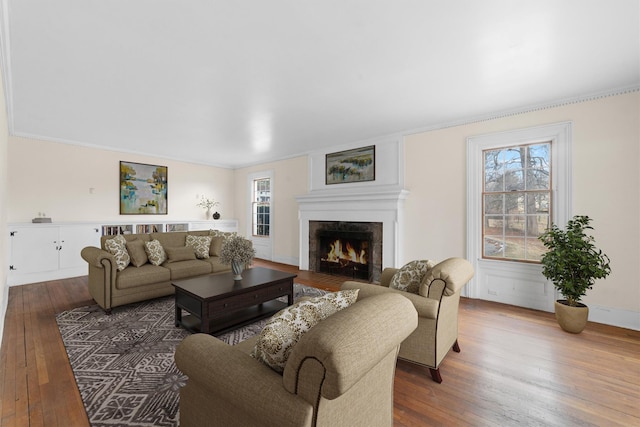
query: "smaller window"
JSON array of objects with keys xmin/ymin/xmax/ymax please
[{"xmin": 252, "ymin": 178, "xmax": 270, "ymax": 237}]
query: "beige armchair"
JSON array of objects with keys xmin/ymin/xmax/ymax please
[
  {"xmin": 175, "ymin": 293, "xmax": 418, "ymax": 427},
  {"xmin": 342, "ymin": 257, "xmax": 474, "ymax": 383}
]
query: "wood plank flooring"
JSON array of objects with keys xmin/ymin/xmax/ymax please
[{"xmin": 1, "ymin": 259, "xmax": 638, "ymax": 426}]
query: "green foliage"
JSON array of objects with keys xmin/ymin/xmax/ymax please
[{"xmin": 538, "ymin": 215, "xmax": 611, "ymax": 306}]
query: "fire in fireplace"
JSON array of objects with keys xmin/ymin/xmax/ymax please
[{"xmin": 318, "ymin": 230, "xmax": 372, "ymax": 280}]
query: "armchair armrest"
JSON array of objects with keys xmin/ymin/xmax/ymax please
[
  {"xmin": 341, "ymin": 282, "xmax": 439, "ymax": 319},
  {"xmin": 420, "ymin": 257, "xmax": 474, "ymax": 298},
  {"xmin": 175, "ymin": 334, "xmax": 313, "ymax": 427},
  {"xmin": 81, "ymin": 246, "xmax": 115, "ymax": 269}
]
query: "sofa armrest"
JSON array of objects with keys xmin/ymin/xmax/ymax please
[
  {"xmin": 175, "ymin": 334, "xmax": 313, "ymax": 426},
  {"xmin": 81, "ymin": 246, "xmax": 115, "ymax": 269},
  {"xmin": 341, "ymin": 281, "xmax": 439, "ymax": 319}
]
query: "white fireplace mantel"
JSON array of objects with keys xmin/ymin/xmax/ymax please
[{"xmin": 296, "ymin": 186, "xmax": 409, "ymax": 272}]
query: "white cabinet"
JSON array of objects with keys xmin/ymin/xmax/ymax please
[
  {"xmin": 8, "ymin": 223, "xmax": 101, "ymax": 286},
  {"xmin": 189, "ymin": 220, "xmax": 238, "ymax": 233}
]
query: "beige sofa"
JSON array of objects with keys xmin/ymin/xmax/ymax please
[
  {"xmin": 81, "ymin": 230, "xmax": 231, "ymax": 313},
  {"xmin": 342, "ymin": 257, "xmax": 474, "ymax": 383},
  {"xmin": 175, "ymin": 293, "xmax": 418, "ymax": 427}
]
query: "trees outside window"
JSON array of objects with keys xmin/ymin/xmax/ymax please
[{"xmin": 483, "ymin": 142, "xmax": 551, "ymax": 262}]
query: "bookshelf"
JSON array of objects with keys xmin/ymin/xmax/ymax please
[{"xmin": 99, "ymin": 220, "xmax": 237, "ymax": 236}]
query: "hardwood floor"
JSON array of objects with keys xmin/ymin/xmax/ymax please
[{"xmin": 1, "ymin": 260, "xmax": 638, "ymax": 426}]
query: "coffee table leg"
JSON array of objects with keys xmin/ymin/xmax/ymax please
[
  {"xmin": 288, "ymin": 281, "xmax": 294, "ymax": 306},
  {"xmin": 175, "ymin": 303, "xmax": 181, "ymax": 327},
  {"xmin": 201, "ymin": 305, "xmax": 210, "ymax": 334}
]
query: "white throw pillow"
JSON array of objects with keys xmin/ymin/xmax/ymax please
[
  {"xmin": 251, "ymin": 289, "xmax": 359, "ymax": 373},
  {"xmin": 104, "ymin": 235, "xmax": 130, "ymax": 271},
  {"xmin": 389, "ymin": 260, "xmax": 436, "ymax": 294}
]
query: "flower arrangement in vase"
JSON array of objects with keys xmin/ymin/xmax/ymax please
[
  {"xmin": 220, "ymin": 236, "xmax": 256, "ymax": 280},
  {"xmin": 196, "ymin": 196, "xmax": 219, "ymax": 219}
]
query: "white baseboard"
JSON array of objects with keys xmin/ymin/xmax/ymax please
[{"xmin": 588, "ymin": 304, "xmax": 640, "ymax": 331}]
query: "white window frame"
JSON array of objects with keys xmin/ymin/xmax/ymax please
[
  {"xmin": 466, "ymin": 122, "xmax": 572, "ymax": 308},
  {"xmin": 247, "ymin": 170, "xmax": 274, "ymax": 260}
]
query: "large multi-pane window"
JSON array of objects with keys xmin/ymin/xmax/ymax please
[
  {"xmin": 483, "ymin": 142, "xmax": 551, "ymax": 262},
  {"xmin": 252, "ymin": 178, "xmax": 270, "ymax": 237}
]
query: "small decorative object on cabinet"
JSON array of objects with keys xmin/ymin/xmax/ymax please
[
  {"xmin": 212, "ymin": 212, "xmax": 221, "ymax": 220},
  {"xmin": 196, "ymin": 196, "xmax": 219, "ymax": 220},
  {"xmin": 538, "ymin": 215, "xmax": 611, "ymax": 334},
  {"xmin": 220, "ymin": 235, "xmax": 256, "ymax": 280}
]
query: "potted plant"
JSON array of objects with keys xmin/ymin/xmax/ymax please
[
  {"xmin": 538, "ymin": 215, "xmax": 611, "ymax": 333},
  {"xmin": 220, "ymin": 235, "xmax": 256, "ymax": 280}
]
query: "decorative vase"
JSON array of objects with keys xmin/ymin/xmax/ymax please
[
  {"xmin": 554, "ymin": 300, "xmax": 589, "ymax": 334},
  {"xmin": 205, "ymin": 208, "xmax": 211, "ymax": 220},
  {"xmin": 231, "ymin": 261, "xmax": 244, "ymax": 280},
  {"xmin": 212, "ymin": 211, "xmax": 221, "ymax": 220}
]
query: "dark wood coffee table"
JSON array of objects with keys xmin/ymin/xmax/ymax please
[{"xmin": 172, "ymin": 267, "xmax": 297, "ymax": 334}]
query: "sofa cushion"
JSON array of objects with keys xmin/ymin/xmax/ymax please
[
  {"xmin": 186, "ymin": 235, "xmax": 212, "ymax": 259},
  {"xmin": 201, "ymin": 256, "xmax": 230, "ymax": 273},
  {"xmin": 389, "ymin": 260, "xmax": 436, "ymax": 294},
  {"xmin": 115, "ymin": 264, "xmax": 171, "ymax": 290},
  {"xmin": 250, "ymin": 289, "xmax": 359, "ymax": 373},
  {"xmin": 163, "ymin": 259, "xmax": 212, "ymax": 280},
  {"xmin": 151, "ymin": 231, "xmax": 187, "ymax": 249},
  {"xmin": 126, "ymin": 239, "xmax": 149, "ymax": 267},
  {"xmin": 164, "ymin": 246, "xmax": 197, "ymax": 263},
  {"xmin": 104, "ymin": 235, "xmax": 130, "ymax": 271},
  {"xmin": 145, "ymin": 239, "xmax": 167, "ymax": 266}
]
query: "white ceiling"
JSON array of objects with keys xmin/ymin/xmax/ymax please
[{"xmin": 2, "ymin": 0, "xmax": 639, "ymax": 168}]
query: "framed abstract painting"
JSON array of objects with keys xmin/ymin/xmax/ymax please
[
  {"xmin": 120, "ymin": 161, "xmax": 168, "ymax": 214},
  {"xmin": 325, "ymin": 145, "xmax": 375, "ymax": 185}
]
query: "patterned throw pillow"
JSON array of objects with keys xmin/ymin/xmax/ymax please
[
  {"xmin": 125, "ymin": 239, "xmax": 149, "ymax": 267},
  {"xmin": 210, "ymin": 229, "xmax": 237, "ymax": 241},
  {"xmin": 144, "ymin": 239, "xmax": 167, "ymax": 266},
  {"xmin": 104, "ymin": 235, "xmax": 130, "ymax": 271},
  {"xmin": 250, "ymin": 289, "xmax": 359, "ymax": 373},
  {"xmin": 389, "ymin": 260, "xmax": 436, "ymax": 294},
  {"xmin": 186, "ymin": 235, "xmax": 212, "ymax": 259}
]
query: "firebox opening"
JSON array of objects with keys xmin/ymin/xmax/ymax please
[{"xmin": 317, "ymin": 230, "xmax": 372, "ymax": 280}]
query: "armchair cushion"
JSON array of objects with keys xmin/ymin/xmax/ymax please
[
  {"xmin": 251, "ymin": 290, "xmax": 359, "ymax": 373},
  {"xmin": 389, "ymin": 259, "xmax": 435, "ymax": 294}
]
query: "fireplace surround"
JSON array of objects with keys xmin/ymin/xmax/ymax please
[{"xmin": 297, "ymin": 186, "xmax": 409, "ymax": 283}]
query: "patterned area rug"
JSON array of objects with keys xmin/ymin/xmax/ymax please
[{"xmin": 56, "ymin": 283, "xmax": 327, "ymax": 427}]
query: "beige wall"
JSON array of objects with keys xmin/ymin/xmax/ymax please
[
  {"xmin": 7, "ymin": 137, "xmax": 235, "ymax": 223},
  {"xmin": 2, "ymin": 92, "xmax": 637, "ymax": 327},
  {"xmin": 233, "ymin": 156, "xmax": 308, "ymax": 265},
  {"xmin": 404, "ymin": 92, "xmax": 639, "ymax": 313}
]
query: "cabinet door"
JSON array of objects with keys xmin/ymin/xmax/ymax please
[
  {"xmin": 59, "ymin": 225, "xmax": 101, "ymax": 270},
  {"xmin": 10, "ymin": 226, "xmax": 59, "ymax": 274}
]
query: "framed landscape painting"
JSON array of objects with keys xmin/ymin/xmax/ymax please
[
  {"xmin": 120, "ymin": 161, "xmax": 168, "ymax": 215},
  {"xmin": 326, "ymin": 145, "xmax": 375, "ymax": 185}
]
